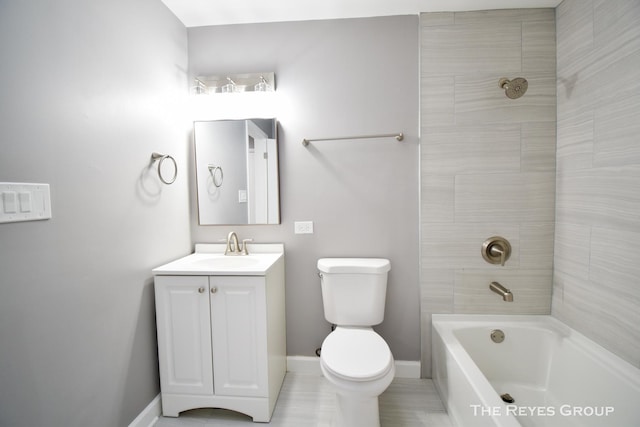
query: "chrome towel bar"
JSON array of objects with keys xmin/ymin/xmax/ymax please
[{"xmin": 302, "ymin": 132, "xmax": 403, "ymax": 147}]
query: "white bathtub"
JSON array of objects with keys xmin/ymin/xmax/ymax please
[{"xmin": 432, "ymin": 315, "xmax": 640, "ymax": 427}]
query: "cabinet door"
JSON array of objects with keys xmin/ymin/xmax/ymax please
[
  {"xmin": 155, "ymin": 276, "xmax": 213, "ymax": 395},
  {"xmin": 210, "ymin": 276, "xmax": 268, "ymax": 397}
]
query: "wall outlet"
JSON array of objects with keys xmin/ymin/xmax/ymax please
[{"xmin": 294, "ymin": 221, "xmax": 314, "ymax": 234}]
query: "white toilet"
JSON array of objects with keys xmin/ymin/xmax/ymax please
[{"xmin": 318, "ymin": 258, "xmax": 395, "ymax": 427}]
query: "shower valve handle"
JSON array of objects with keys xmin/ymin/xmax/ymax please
[
  {"xmin": 489, "ymin": 245, "xmax": 506, "ymax": 266},
  {"xmin": 482, "ymin": 236, "xmax": 512, "ymax": 266}
]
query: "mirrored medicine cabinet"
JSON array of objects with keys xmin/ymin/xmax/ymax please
[{"xmin": 194, "ymin": 118, "xmax": 280, "ymax": 225}]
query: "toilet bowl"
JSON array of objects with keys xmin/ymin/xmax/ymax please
[{"xmin": 320, "ymin": 327, "xmax": 395, "ymax": 427}]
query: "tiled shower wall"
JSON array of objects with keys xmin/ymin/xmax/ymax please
[
  {"xmin": 419, "ymin": 9, "xmax": 556, "ymax": 376},
  {"xmin": 553, "ymin": 0, "xmax": 640, "ymax": 369}
]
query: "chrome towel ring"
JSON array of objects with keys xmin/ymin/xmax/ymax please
[
  {"xmin": 208, "ymin": 165, "xmax": 224, "ymax": 187},
  {"xmin": 151, "ymin": 152, "xmax": 177, "ymax": 185}
]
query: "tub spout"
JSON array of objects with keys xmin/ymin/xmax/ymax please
[{"xmin": 490, "ymin": 281, "xmax": 513, "ymax": 302}]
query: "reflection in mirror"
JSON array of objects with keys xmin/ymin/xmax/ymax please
[{"xmin": 194, "ymin": 119, "xmax": 280, "ymax": 225}]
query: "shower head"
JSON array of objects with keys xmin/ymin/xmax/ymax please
[{"xmin": 499, "ymin": 77, "xmax": 528, "ymax": 99}]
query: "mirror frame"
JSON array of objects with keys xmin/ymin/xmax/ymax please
[{"xmin": 194, "ymin": 118, "xmax": 280, "ymax": 225}]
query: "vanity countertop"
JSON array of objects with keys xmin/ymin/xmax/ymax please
[{"xmin": 153, "ymin": 243, "xmax": 284, "ymax": 276}]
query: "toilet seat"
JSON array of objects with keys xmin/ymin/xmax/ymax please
[{"xmin": 321, "ymin": 328, "xmax": 393, "ymax": 382}]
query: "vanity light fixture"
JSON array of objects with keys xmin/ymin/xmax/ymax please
[
  {"xmin": 192, "ymin": 72, "xmax": 275, "ymax": 95},
  {"xmin": 221, "ymin": 77, "xmax": 238, "ymax": 93},
  {"xmin": 254, "ymin": 75, "xmax": 270, "ymax": 92},
  {"xmin": 193, "ymin": 79, "xmax": 208, "ymax": 95}
]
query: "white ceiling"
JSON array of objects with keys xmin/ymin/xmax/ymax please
[{"xmin": 161, "ymin": 0, "xmax": 563, "ymax": 28}]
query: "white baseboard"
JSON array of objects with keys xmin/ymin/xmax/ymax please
[
  {"xmin": 286, "ymin": 356, "xmax": 421, "ymax": 379},
  {"xmin": 287, "ymin": 355, "xmax": 323, "ymax": 375},
  {"xmin": 394, "ymin": 360, "xmax": 422, "ymax": 378},
  {"xmin": 128, "ymin": 394, "xmax": 161, "ymax": 427}
]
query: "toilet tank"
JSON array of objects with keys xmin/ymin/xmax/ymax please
[{"xmin": 317, "ymin": 258, "xmax": 391, "ymax": 326}]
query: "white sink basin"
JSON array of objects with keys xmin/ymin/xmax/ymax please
[
  {"xmin": 189, "ymin": 256, "xmax": 261, "ymax": 269},
  {"xmin": 153, "ymin": 244, "xmax": 283, "ymax": 276}
]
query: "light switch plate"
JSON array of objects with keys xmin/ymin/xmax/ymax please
[
  {"xmin": 0, "ymin": 183, "xmax": 51, "ymax": 223},
  {"xmin": 294, "ymin": 221, "xmax": 314, "ymax": 234}
]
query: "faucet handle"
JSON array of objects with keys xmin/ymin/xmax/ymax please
[
  {"xmin": 241, "ymin": 239, "xmax": 253, "ymax": 255},
  {"xmin": 489, "ymin": 245, "xmax": 506, "ymax": 266},
  {"xmin": 217, "ymin": 238, "xmax": 232, "ymax": 254},
  {"xmin": 482, "ymin": 236, "xmax": 511, "ymax": 266}
]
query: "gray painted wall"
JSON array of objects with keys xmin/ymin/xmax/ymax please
[
  {"xmin": 0, "ymin": 1, "xmax": 190, "ymax": 426},
  {"xmin": 419, "ymin": 9, "xmax": 557, "ymax": 377},
  {"xmin": 553, "ymin": 0, "xmax": 640, "ymax": 369},
  {"xmin": 188, "ymin": 16, "xmax": 421, "ymax": 361}
]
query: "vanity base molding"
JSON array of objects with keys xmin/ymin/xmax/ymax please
[{"xmin": 160, "ymin": 393, "xmax": 278, "ymax": 422}]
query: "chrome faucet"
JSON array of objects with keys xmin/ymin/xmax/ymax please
[
  {"xmin": 224, "ymin": 231, "xmax": 252, "ymax": 255},
  {"xmin": 490, "ymin": 281, "xmax": 513, "ymax": 302},
  {"xmin": 225, "ymin": 231, "xmax": 240, "ymax": 255}
]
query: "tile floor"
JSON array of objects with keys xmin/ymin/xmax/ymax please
[{"xmin": 154, "ymin": 373, "xmax": 453, "ymax": 427}]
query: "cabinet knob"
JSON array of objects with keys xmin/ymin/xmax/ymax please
[
  {"xmin": 198, "ymin": 287, "xmax": 205, "ymax": 293},
  {"xmin": 211, "ymin": 287, "xmax": 218, "ymax": 294}
]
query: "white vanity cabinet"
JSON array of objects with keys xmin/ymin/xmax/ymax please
[
  {"xmin": 155, "ymin": 275, "xmax": 214, "ymax": 397},
  {"xmin": 153, "ymin": 245, "xmax": 286, "ymax": 422}
]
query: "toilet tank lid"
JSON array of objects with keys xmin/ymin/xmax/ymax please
[{"xmin": 317, "ymin": 258, "xmax": 390, "ymax": 274}]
